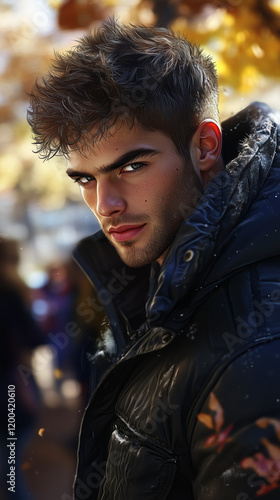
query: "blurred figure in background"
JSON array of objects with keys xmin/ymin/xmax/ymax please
[
  {"xmin": 0, "ymin": 236, "xmax": 44, "ymax": 500},
  {"xmin": 30, "ymin": 258, "xmax": 99, "ymax": 404}
]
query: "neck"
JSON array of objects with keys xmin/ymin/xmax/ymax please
[
  {"xmin": 201, "ymin": 154, "xmax": 225, "ymax": 186},
  {"xmin": 156, "ymin": 248, "xmax": 169, "ymax": 267},
  {"xmin": 156, "ymin": 155, "xmax": 225, "ymax": 268}
]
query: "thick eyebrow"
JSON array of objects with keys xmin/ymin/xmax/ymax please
[{"xmin": 66, "ymin": 148, "xmax": 159, "ymax": 177}]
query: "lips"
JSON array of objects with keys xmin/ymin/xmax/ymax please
[{"xmin": 108, "ymin": 224, "xmax": 146, "ymax": 242}]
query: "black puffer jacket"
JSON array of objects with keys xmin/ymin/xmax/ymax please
[{"xmin": 73, "ymin": 103, "xmax": 280, "ymax": 499}]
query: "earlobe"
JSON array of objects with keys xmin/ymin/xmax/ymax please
[{"xmin": 190, "ymin": 119, "xmax": 222, "ymax": 175}]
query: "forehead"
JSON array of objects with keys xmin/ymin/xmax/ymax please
[{"xmin": 67, "ymin": 123, "xmax": 178, "ymax": 170}]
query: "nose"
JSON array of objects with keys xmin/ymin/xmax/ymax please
[{"xmin": 96, "ymin": 178, "xmax": 126, "ymax": 217}]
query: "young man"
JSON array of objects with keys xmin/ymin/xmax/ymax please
[{"xmin": 28, "ymin": 19, "xmax": 280, "ymax": 500}]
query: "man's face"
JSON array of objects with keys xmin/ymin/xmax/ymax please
[{"xmin": 67, "ymin": 123, "xmax": 202, "ymax": 267}]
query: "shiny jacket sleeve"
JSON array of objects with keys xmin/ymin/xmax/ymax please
[{"xmin": 191, "ymin": 338, "xmax": 280, "ymax": 499}]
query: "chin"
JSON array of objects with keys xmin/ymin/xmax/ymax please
[
  {"xmin": 114, "ymin": 239, "xmax": 167, "ymax": 268},
  {"xmin": 117, "ymin": 249, "xmax": 153, "ymax": 268},
  {"xmin": 120, "ymin": 256, "xmax": 151, "ymax": 268}
]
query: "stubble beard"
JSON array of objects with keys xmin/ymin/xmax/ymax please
[
  {"xmin": 103, "ymin": 164, "xmax": 203, "ymax": 268},
  {"xmin": 106, "ymin": 197, "xmax": 194, "ymax": 268},
  {"xmin": 110, "ymin": 221, "xmax": 176, "ymax": 268}
]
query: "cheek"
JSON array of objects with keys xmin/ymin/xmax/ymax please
[
  {"xmin": 136, "ymin": 172, "xmax": 177, "ymax": 212},
  {"xmin": 136, "ymin": 184, "xmax": 157, "ymax": 211},
  {"xmin": 81, "ymin": 190, "xmax": 97, "ymax": 214},
  {"xmin": 157, "ymin": 170, "xmax": 182, "ymax": 197}
]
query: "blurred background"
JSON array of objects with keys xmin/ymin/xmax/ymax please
[{"xmin": 0, "ymin": 0, "xmax": 280, "ymax": 499}]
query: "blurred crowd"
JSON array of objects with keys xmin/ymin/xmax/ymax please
[{"xmin": 0, "ymin": 235, "xmax": 104, "ymax": 500}]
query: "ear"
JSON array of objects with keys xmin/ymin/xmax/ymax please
[{"xmin": 190, "ymin": 120, "xmax": 222, "ymax": 182}]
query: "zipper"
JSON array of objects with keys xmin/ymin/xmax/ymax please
[{"xmin": 116, "ymin": 415, "xmax": 177, "ymax": 464}]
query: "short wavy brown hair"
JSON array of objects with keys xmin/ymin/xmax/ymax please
[{"xmin": 27, "ymin": 18, "xmax": 219, "ymax": 160}]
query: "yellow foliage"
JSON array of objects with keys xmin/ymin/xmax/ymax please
[
  {"xmin": 269, "ymin": 0, "xmax": 280, "ymax": 14},
  {"xmin": 240, "ymin": 65, "xmax": 261, "ymax": 93},
  {"xmin": 0, "ymin": 154, "xmax": 22, "ymax": 191},
  {"xmin": 47, "ymin": 0, "xmax": 64, "ymax": 9}
]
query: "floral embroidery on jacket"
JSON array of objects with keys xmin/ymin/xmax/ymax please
[
  {"xmin": 197, "ymin": 392, "xmax": 233, "ymax": 453},
  {"xmin": 197, "ymin": 394, "xmax": 280, "ymax": 496},
  {"xmin": 240, "ymin": 418, "xmax": 280, "ymax": 496}
]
